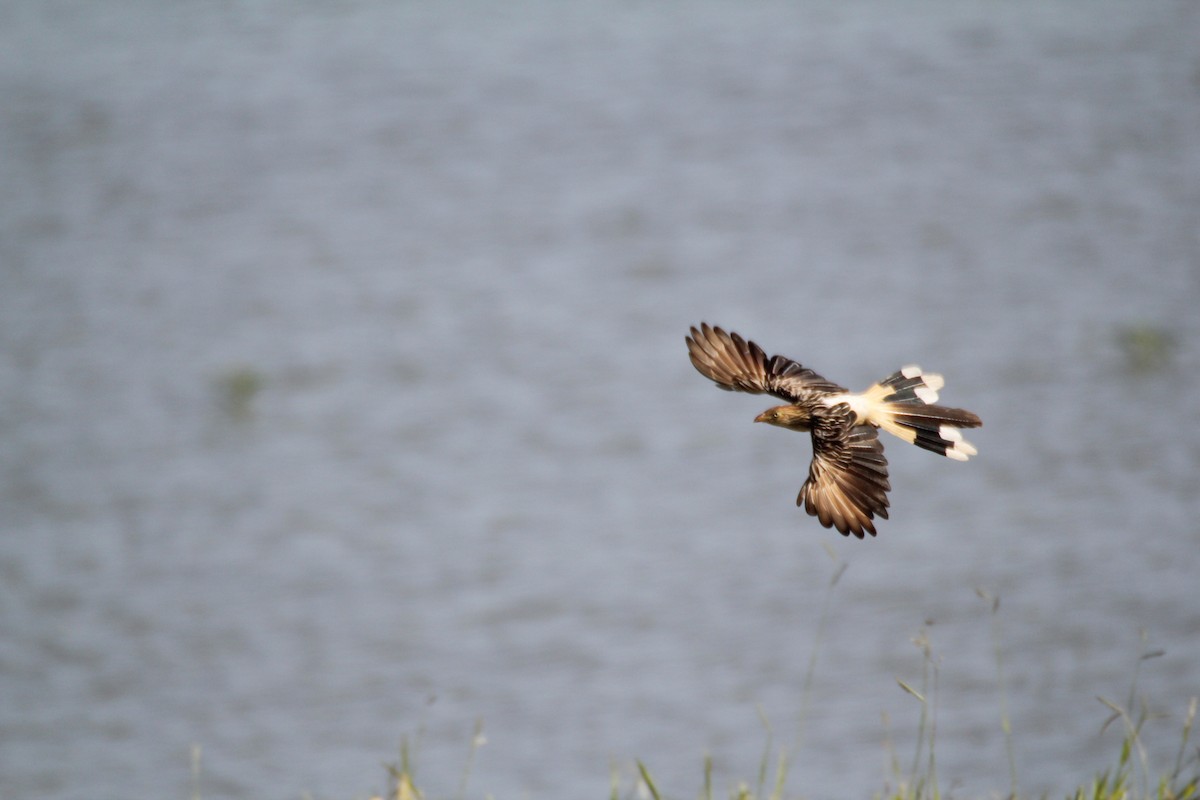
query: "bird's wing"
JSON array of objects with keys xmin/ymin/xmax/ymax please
[
  {"xmin": 686, "ymin": 323, "xmax": 846, "ymax": 402},
  {"xmin": 797, "ymin": 403, "xmax": 892, "ymax": 538}
]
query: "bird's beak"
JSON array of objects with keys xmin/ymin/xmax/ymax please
[{"xmin": 754, "ymin": 411, "xmax": 769, "ymax": 423}]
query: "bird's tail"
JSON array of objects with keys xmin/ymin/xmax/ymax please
[{"xmin": 860, "ymin": 366, "xmax": 982, "ymax": 460}]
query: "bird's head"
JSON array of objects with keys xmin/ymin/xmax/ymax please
[{"xmin": 754, "ymin": 405, "xmax": 811, "ymax": 431}]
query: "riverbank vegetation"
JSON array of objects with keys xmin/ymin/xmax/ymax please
[
  {"xmin": 367, "ymin": 586, "xmax": 1198, "ymax": 800},
  {"xmin": 369, "ymin": 689, "xmax": 1197, "ymax": 800}
]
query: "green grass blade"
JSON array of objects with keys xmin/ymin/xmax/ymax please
[{"xmin": 636, "ymin": 760, "xmax": 663, "ymax": 800}]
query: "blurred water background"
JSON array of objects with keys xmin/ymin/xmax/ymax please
[{"xmin": 2, "ymin": 2, "xmax": 1198, "ymax": 798}]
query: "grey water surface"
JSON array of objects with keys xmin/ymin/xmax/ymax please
[{"xmin": 2, "ymin": 2, "xmax": 1198, "ymax": 798}]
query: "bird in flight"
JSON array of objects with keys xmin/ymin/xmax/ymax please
[{"xmin": 686, "ymin": 323, "xmax": 981, "ymax": 538}]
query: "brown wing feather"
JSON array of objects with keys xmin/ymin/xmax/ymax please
[
  {"xmin": 685, "ymin": 323, "xmax": 845, "ymax": 401},
  {"xmin": 797, "ymin": 404, "xmax": 892, "ymax": 538}
]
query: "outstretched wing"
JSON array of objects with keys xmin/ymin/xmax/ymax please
[
  {"xmin": 686, "ymin": 323, "xmax": 845, "ymax": 402},
  {"xmin": 797, "ymin": 403, "xmax": 891, "ymax": 538}
]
